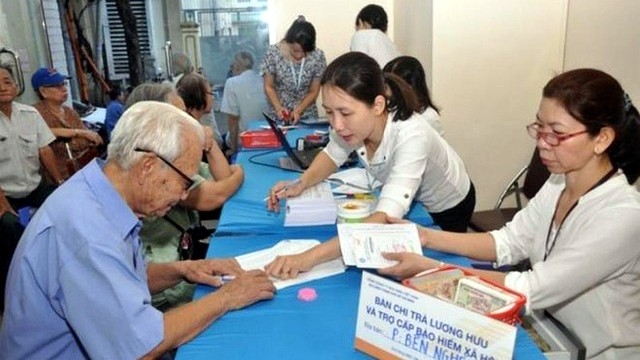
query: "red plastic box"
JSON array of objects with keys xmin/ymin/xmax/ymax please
[{"xmin": 240, "ymin": 129, "xmax": 282, "ymax": 149}]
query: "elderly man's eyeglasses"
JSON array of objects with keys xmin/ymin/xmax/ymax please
[
  {"xmin": 526, "ymin": 123, "xmax": 588, "ymax": 146},
  {"xmin": 135, "ymin": 148, "xmax": 197, "ymax": 192}
]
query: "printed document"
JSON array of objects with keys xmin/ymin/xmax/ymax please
[
  {"xmin": 337, "ymin": 223, "xmax": 423, "ymax": 268},
  {"xmin": 284, "ymin": 182, "xmax": 337, "ymax": 226},
  {"xmin": 235, "ymin": 239, "xmax": 346, "ymax": 289}
]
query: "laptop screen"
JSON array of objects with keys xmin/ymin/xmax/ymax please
[{"xmin": 263, "ymin": 112, "xmax": 305, "ymax": 168}]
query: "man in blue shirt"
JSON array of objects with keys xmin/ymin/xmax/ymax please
[
  {"xmin": 103, "ymin": 84, "xmax": 126, "ymax": 139},
  {"xmin": 0, "ymin": 101, "xmax": 275, "ymax": 359}
]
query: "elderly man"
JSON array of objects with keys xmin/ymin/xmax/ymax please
[
  {"xmin": 0, "ymin": 101, "xmax": 275, "ymax": 359},
  {"xmin": 220, "ymin": 51, "xmax": 269, "ymax": 156},
  {"xmin": 0, "ymin": 64, "xmax": 62, "ymax": 314}
]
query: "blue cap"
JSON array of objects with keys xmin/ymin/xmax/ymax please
[{"xmin": 31, "ymin": 67, "xmax": 70, "ymax": 89}]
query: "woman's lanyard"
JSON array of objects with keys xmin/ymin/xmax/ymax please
[
  {"xmin": 290, "ymin": 58, "xmax": 305, "ymax": 90},
  {"xmin": 544, "ymin": 167, "xmax": 618, "ymax": 260}
]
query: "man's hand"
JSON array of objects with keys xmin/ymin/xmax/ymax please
[
  {"xmin": 217, "ymin": 270, "xmax": 276, "ymax": 310},
  {"xmin": 180, "ymin": 258, "xmax": 244, "ymax": 287}
]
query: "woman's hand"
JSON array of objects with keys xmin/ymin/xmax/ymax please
[
  {"xmin": 377, "ymin": 252, "xmax": 439, "ymax": 279},
  {"xmin": 266, "ymin": 179, "xmax": 305, "ymax": 212},
  {"xmin": 291, "ymin": 108, "xmax": 302, "ymax": 124},
  {"xmin": 264, "ymin": 252, "xmax": 315, "ymax": 280}
]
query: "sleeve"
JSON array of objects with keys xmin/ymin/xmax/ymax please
[
  {"xmin": 59, "ymin": 243, "xmax": 164, "ymax": 359},
  {"xmin": 220, "ymin": 78, "xmax": 239, "ymax": 116},
  {"xmin": 506, "ymin": 204, "xmax": 640, "ymax": 314},
  {"xmin": 35, "ymin": 111, "xmax": 56, "ymax": 147},
  {"xmin": 375, "ymin": 124, "xmax": 430, "ymax": 217},
  {"xmin": 260, "ymin": 46, "xmax": 277, "ymax": 76},
  {"xmin": 312, "ymin": 50, "xmax": 327, "ymax": 80},
  {"xmin": 323, "ymin": 129, "xmax": 355, "ymax": 167},
  {"xmin": 490, "ymin": 178, "xmax": 556, "ymax": 267}
]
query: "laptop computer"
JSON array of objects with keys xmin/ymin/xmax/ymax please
[{"xmin": 263, "ymin": 112, "xmax": 322, "ymax": 170}]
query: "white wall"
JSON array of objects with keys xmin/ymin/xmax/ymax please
[
  {"xmin": 564, "ymin": 0, "xmax": 640, "ymax": 103},
  {"xmin": 393, "ymin": 0, "xmax": 433, "ymax": 89},
  {"xmin": 430, "ymin": 0, "xmax": 568, "ymax": 210}
]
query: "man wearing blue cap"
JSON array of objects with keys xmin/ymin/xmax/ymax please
[{"xmin": 31, "ymin": 67, "xmax": 103, "ymax": 180}]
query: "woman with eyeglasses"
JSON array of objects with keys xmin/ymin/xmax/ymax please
[
  {"xmin": 265, "ymin": 52, "xmax": 474, "ymax": 275},
  {"xmin": 261, "ymin": 16, "xmax": 326, "ymax": 124},
  {"xmin": 31, "ymin": 67, "xmax": 103, "ymax": 182},
  {"xmin": 379, "ymin": 69, "xmax": 640, "ymax": 359}
]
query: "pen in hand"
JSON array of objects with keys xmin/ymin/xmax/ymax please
[{"xmin": 263, "ymin": 179, "xmax": 302, "ymax": 202}]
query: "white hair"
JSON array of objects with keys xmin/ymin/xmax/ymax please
[{"xmin": 107, "ymin": 101, "xmax": 204, "ymax": 169}]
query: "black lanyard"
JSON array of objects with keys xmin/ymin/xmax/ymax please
[{"xmin": 544, "ymin": 167, "xmax": 618, "ymax": 260}]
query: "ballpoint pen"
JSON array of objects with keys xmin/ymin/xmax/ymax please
[
  {"xmin": 219, "ymin": 275, "xmax": 235, "ymax": 284},
  {"xmin": 263, "ymin": 179, "xmax": 302, "ymax": 201}
]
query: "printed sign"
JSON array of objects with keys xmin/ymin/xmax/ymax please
[{"xmin": 355, "ymin": 272, "xmax": 516, "ymax": 360}]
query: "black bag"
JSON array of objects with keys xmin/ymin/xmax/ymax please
[{"xmin": 164, "ymin": 215, "xmax": 214, "ymax": 261}]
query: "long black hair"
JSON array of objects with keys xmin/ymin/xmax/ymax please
[
  {"xmin": 321, "ymin": 52, "xmax": 419, "ymax": 122},
  {"xmin": 543, "ymin": 68, "xmax": 640, "ymax": 183},
  {"xmin": 384, "ymin": 56, "xmax": 440, "ymax": 114}
]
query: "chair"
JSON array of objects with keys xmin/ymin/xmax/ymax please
[{"xmin": 469, "ymin": 150, "xmax": 550, "ymax": 232}]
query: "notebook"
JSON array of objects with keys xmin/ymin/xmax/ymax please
[{"xmin": 263, "ymin": 112, "xmax": 322, "ymax": 170}]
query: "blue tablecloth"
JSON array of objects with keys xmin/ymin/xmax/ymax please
[{"xmin": 176, "ymin": 233, "xmax": 545, "ymax": 359}]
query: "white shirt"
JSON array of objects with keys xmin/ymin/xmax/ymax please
[
  {"xmin": 0, "ymin": 102, "xmax": 55, "ymax": 198},
  {"xmin": 220, "ymin": 70, "xmax": 269, "ymax": 147},
  {"xmin": 422, "ymin": 107, "xmax": 444, "ymax": 137},
  {"xmin": 324, "ymin": 112, "xmax": 470, "ymax": 216},
  {"xmin": 350, "ymin": 29, "xmax": 400, "ymax": 68},
  {"xmin": 491, "ymin": 172, "xmax": 640, "ymax": 358}
]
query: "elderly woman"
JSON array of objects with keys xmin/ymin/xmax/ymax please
[
  {"xmin": 261, "ymin": 16, "xmax": 326, "ymax": 124},
  {"xmin": 31, "ymin": 67, "xmax": 102, "ymax": 181}
]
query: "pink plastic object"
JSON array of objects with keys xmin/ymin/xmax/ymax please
[{"xmin": 297, "ymin": 287, "xmax": 317, "ymax": 302}]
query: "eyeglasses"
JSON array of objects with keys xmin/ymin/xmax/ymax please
[
  {"xmin": 135, "ymin": 148, "xmax": 197, "ymax": 192},
  {"xmin": 526, "ymin": 123, "xmax": 589, "ymax": 146}
]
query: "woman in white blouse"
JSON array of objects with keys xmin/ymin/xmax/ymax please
[
  {"xmin": 383, "ymin": 56, "xmax": 444, "ymax": 137},
  {"xmin": 265, "ymin": 52, "xmax": 475, "ymax": 275},
  {"xmin": 350, "ymin": 4, "xmax": 400, "ymax": 68},
  {"xmin": 379, "ymin": 68, "xmax": 640, "ymax": 359}
]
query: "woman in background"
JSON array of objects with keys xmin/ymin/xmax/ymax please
[
  {"xmin": 384, "ymin": 56, "xmax": 444, "ymax": 136},
  {"xmin": 261, "ymin": 16, "xmax": 326, "ymax": 124},
  {"xmin": 350, "ymin": 4, "xmax": 400, "ymax": 68},
  {"xmin": 265, "ymin": 52, "xmax": 474, "ymax": 279},
  {"xmin": 380, "ymin": 68, "xmax": 640, "ymax": 359}
]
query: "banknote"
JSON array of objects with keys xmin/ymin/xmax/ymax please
[{"xmin": 454, "ymin": 277, "xmax": 515, "ymax": 314}]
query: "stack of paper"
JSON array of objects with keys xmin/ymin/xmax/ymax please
[
  {"xmin": 235, "ymin": 239, "xmax": 346, "ymax": 290},
  {"xmin": 337, "ymin": 223, "xmax": 423, "ymax": 268},
  {"xmin": 284, "ymin": 182, "xmax": 337, "ymax": 226},
  {"xmin": 328, "ymin": 168, "xmax": 382, "ymax": 194}
]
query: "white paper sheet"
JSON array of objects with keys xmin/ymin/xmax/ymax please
[
  {"xmin": 337, "ymin": 223, "xmax": 423, "ymax": 268},
  {"xmin": 235, "ymin": 239, "xmax": 346, "ymax": 289}
]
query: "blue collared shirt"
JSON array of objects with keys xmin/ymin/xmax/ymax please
[{"xmin": 0, "ymin": 159, "xmax": 164, "ymax": 360}]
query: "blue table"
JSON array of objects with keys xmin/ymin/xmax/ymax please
[
  {"xmin": 174, "ymin": 121, "xmax": 544, "ymax": 359},
  {"xmin": 176, "ymin": 233, "xmax": 545, "ymax": 359}
]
